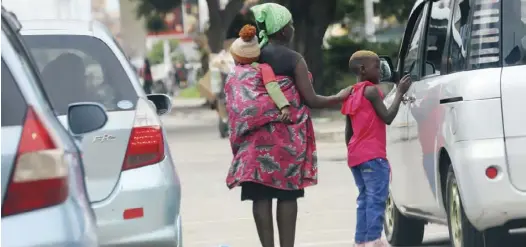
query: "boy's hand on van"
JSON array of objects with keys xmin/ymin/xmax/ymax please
[
  {"xmin": 279, "ymin": 106, "xmax": 291, "ymax": 123},
  {"xmin": 397, "ymin": 74, "xmax": 413, "ymax": 95}
]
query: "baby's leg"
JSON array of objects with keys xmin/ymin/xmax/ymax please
[
  {"xmin": 360, "ymin": 158, "xmax": 390, "ymax": 242},
  {"xmin": 351, "ymin": 167, "xmax": 367, "ymax": 244}
]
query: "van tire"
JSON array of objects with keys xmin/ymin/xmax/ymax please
[
  {"xmin": 384, "ymin": 192, "xmax": 425, "ymax": 246},
  {"xmin": 446, "ymin": 166, "xmax": 508, "ymax": 247}
]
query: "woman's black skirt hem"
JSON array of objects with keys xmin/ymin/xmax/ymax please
[{"xmin": 240, "ymin": 182, "xmax": 304, "ymax": 201}]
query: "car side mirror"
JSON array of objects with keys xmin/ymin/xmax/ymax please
[
  {"xmin": 379, "ymin": 56, "xmax": 399, "ymax": 83},
  {"xmin": 67, "ymin": 103, "xmax": 108, "ymax": 135},
  {"xmin": 147, "ymin": 94, "xmax": 172, "ymax": 116}
]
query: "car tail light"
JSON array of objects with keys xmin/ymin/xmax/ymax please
[
  {"xmin": 2, "ymin": 107, "xmax": 68, "ymax": 217},
  {"xmin": 122, "ymin": 98, "xmax": 164, "ymax": 171}
]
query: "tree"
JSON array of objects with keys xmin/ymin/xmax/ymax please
[{"xmin": 205, "ymin": 0, "xmax": 245, "ymax": 53}]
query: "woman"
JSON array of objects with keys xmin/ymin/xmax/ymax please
[
  {"xmin": 225, "ymin": 3, "xmax": 351, "ymax": 247},
  {"xmin": 140, "ymin": 58, "xmax": 153, "ymax": 94}
]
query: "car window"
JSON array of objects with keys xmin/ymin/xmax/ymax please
[
  {"xmin": 402, "ymin": 6, "xmax": 427, "ymax": 78},
  {"xmin": 469, "ymin": 0, "xmax": 501, "ymax": 69},
  {"xmin": 502, "ymin": 0, "xmax": 526, "ymax": 66},
  {"xmin": 1, "ymin": 60, "xmax": 28, "ymax": 127},
  {"xmin": 23, "ymin": 35, "xmax": 138, "ymax": 115},
  {"xmin": 447, "ymin": 0, "xmax": 472, "ymax": 73},
  {"xmin": 423, "ymin": 0, "xmax": 451, "ymax": 76}
]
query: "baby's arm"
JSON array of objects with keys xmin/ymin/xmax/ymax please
[{"xmin": 256, "ymin": 63, "xmax": 290, "ymax": 109}]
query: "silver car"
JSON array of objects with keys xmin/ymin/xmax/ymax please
[
  {"xmin": 381, "ymin": 0, "xmax": 526, "ymax": 247},
  {"xmin": 20, "ymin": 20, "xmax": 183, "ymax": 246},
  {"xmin": 1, "ymin": 8, "xmax": 107, "ymax": 247}
]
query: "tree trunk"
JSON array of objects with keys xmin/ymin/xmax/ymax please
[
  {"xmin": 205, "ymin": 0, "xmax": 244, "ymax": 53},
  {"xmin": 287, "ymin": 0, "xmax": 336, "ymax": 93}
]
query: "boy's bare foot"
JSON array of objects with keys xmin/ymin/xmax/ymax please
[{"xmin": 365, "ymin": 239, "xmax": 390, "ymax": 247}]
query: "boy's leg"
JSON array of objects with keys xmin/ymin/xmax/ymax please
[
  {"xmin": 351, "ymin": 166, "xmax": 367, "ymax": 244},
  {"xmin": 360, "ymin": 158, "xmax": 390, "ymax": 242}
]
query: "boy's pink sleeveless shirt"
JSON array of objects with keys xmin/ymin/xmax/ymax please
[{"xmin": 341, "ymin": 81, "xmax": 387, "ymax": 167}]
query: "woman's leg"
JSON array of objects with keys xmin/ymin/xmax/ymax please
[
  {"xmin": 276, "ymin": 199, "xmax": 298, "ymax": 247},
  {"xmin": 351, "ymin": 166, "xmax": 367, "ymax": 244},
  {"xmin": 253, "ymin": 199, "xmax": 275, "ymax": 247},
  {"xmin": 361, "ymin": 159, "xmax": 390, "ymax": 242}
]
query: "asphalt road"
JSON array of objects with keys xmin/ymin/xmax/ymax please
[{"xmin": 163, "ymin": 105, "xmax": 523, "ymax": 247}]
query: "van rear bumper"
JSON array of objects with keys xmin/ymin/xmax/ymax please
[{"xmin": 452, "ymin": 138, "xmax": 526, "ymax": 231}]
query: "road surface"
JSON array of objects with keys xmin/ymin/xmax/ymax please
[{"xmin": 164, "ymin": 104, "xmax": 523, "ymax": 247}]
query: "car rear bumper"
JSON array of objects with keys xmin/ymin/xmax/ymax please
[
  {"xmin": 93, "ymin": 159, "xmax": 182, "ymax": 247},
  {"xmin": 452, "ymin": 138, "xmax": 526, "ymax": 231},
  {"xmin": 1, "ymin": 201, "xmax": 98, "ymax": 247}
]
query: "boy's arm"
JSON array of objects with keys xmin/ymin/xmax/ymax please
[
  {"xmin": 364, "ymin": 86, "xmax": 403, "ymax": 125},
  {"xmin": 258, "ymin": 63, "xmax": 290, "ymax": 109},
  {"xmin": 345, "ymin": 115, "xmax": 352, "ymax": 146}
]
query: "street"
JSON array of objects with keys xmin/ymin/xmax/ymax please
[{"xmin": 164, "ymin": 102, "xmax": 452, "ymax": 247}]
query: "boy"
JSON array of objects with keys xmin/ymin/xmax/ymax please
[
  {"xmin": 341, "ymin": 50, "xmax": 412, "ymax": 247},
  {"xmin": 230, "ymin": 24, "xmax": 291, "ymax": 122}
]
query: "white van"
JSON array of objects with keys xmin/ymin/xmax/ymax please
[{"xmin": 380, "ymin": 0, "xmax": 526, "ymax": 247}]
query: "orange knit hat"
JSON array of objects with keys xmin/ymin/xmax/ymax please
[{"xmin": 230, "ymin": 25, "xmax": 260, "ymax": 64}]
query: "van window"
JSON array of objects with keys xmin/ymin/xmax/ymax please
[
  {"xmin": 423, "ymin": 0, "xmax": 451, "ymax": 76},
  {"xmin": 469, "ymin": 0, "xmax": 500, "ymax": 69},
  {"xmin": 402, "ymin": 7, "xmax": 426, "ymax": 78},
  {"xmin": 23, "ymin": 35, "xmax": 138, "ymax": 115},
  {"xmin": 502, "ymin": 0, "xmax": 526, "ymax": 66},
  {"xmin": 447, "ymin": 0, "xmax": 472, "ymax": 73}
]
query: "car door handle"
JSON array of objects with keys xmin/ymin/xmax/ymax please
[{"xmin": 402, "ymin": 96, "xmax": 415, "ymax": 104}]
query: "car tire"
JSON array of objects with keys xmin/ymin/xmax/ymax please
[
  {"xmin": 384, "ymin": 191, "xmax": 425, "ymax": 246},
  {"xmin": 446, "ymin": 166, "xmax": 509, "ymax": 247},
  {"xmin": 218, "ymin": 118, "xmax": 229, "ymax": 139}
]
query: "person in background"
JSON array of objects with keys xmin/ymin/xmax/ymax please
[
  {"xmin": 140, "ymin": 58, "xmax": 153, "ymax": 94},
  {"xmin": 342, "ymin": 50, "xmax": 412, "ymax": 247}
]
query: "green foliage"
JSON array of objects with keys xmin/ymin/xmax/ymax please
[
  {"xmin": 133, "ymin": 0, "xmax": 182, "ymax": 19},
  {"xmin": 147, "ymin": 39, "xmax": 182, "ymax": 65},
  {"xmin": 334, "ymin": 0, "xmax": 414, "ymax": 23},
  {"xmin": 321, "ymin": 36, "xmax": 400, "ymax": 95},
  {"xmin": 145, "ymin": 14, "xmax": 168, "ymax": 33}
]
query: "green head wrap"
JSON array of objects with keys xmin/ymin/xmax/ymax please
[{"xmin": 250, "ymin": 3, "xmax": 292, "ymax": 48}]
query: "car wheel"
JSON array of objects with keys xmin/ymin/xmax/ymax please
[
  {"xmin": 384, "ymin": 191, "xmax": 425, "ymax": 246},
  {"xmin": 446, "ymin": 166, "xmax": 508, "ymax": 247},
  {"xmin": 218, "ymin": 118, "xmax": 229, "ymax": 139}
]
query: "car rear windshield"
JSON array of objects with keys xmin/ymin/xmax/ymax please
[
  {"xmin": 22, "ymin": 35, "xmax": 138, "ymax": 115},
  {"xmin": 1, "ymin": 60, "xmax": 28, "ymax": 127},
  {"xmin": 502, "ymin": 0, "xmax": 526, "ymax": 66}
]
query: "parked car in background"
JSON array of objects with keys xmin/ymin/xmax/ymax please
[
  {"xmin": 1, "ymin": 7, "xmax": 107, "ymax": 247},
  {"xmin": 381, "ymin": 1, "xmax": 526, "ymax": 247},
  {"xmin": 20, "ymin": 19, "xmax": 183, "ymax": 247}
]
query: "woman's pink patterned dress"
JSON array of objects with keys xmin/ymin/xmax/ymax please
[{"xmin": 225, "ymin": 64, "xmax": 318, "ymax": 190}]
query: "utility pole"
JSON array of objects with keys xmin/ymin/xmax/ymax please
[{"xmin": 364, "ymin": 0, "xmax": 378, "ymax": 42}]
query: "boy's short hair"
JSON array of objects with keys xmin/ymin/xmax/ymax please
[{"xmin": 348, "ymin": 50, "xmax": 379, "ymax": 75}]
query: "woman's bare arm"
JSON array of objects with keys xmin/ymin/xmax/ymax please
[{"xmin": 294, "ymin": 58, "xmax": 341, "ymax": 108}]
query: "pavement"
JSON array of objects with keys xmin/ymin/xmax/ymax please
[
  {"xmin": 163, "ymin": 99, "xmax": 524, "ymax": 247},
  {"xmin": 162, "ymin": 100, "xmax": 451, "ymax": 247}
]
